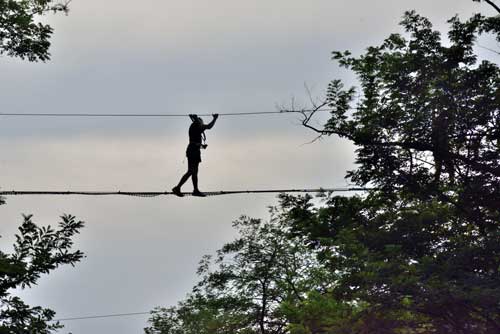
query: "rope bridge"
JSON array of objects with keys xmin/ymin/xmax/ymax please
[{"xmin": 0, "ymin": 188, "xmax": 370, "ymax": 198}]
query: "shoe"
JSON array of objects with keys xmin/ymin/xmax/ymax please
[
  {"xmin": 192, "ymin": 190, "xmax": 206, "ymax": 197},
  {"xmin": 172, "ymin": 187, "xmax": 184, "ymax": 197}
]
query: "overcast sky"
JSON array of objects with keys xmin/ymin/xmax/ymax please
[{"xmin": 0, "ymin": 1, "xmax": 497, "ymax": 333}]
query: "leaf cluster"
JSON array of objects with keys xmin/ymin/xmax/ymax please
[
  {"xmin": 145, "ymin": 211, "xmax": 338, "ymax": 334},
  {"xmin": 324, "ymin": 12, "xmax": 499, "ymax": 226},
  {"xmin": 147, "ymin": 7, "xmax": 500, "ymax": 334},
  {"xmin": 0, "ymin": 214, "xmax": 84, "ymax": 334},
  {"xmin": 0, "ymin": 0, "xmax": 70, "ymax": 61},
  {"xmin": 284, "ymin": 10, "xmax": 500, "ymax": 334}
]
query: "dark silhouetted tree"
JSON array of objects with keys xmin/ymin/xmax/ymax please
[
  {"xmin": 283, "ymin": 10, "xmax": 500, "ymax": 334},
  {"xmin": 146, "ymin": 7, "xmax": 500, "ymax": 334},
  {"xmin": 0, "ymin": 213, "xmax": 84, "ymax": 334},
  {"xmin": 145, "ymin": 210, "xmax": 337, "ymax": 334},
  {"xmin": 0, "ymin": 0, "xmax": 70, "ymax": 61}
]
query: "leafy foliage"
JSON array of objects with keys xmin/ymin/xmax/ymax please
[
  {"xmin": 145, "ymin": 211, "xmax": 337, "ymax": 334},
  {"xmin": 148, "ymin": 8, "xmax": 500, "ymax": 334},
  {"xmin": 0, "ymin": 0, "xmax": 70, "ymax": 61},
  {"xmin": 0, "ymin": 214, "xmax": 84, "ymax": 333},
  {"xmin": 323, "ymin": 12, "xmax": 500, "ymax": 211},
  {"xmin": 286, "ymin": 10, "xmax": 500, "ymax": 334}
]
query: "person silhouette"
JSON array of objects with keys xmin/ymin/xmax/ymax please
[{"xmin": 172, "ymin": 114, "xmax": 219, "ymax": 197}]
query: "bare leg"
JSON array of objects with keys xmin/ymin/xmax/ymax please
[
  {"xmin": 191, "ymin": 163, "xmax": 199, "ymax": 192},
  {"xmin": 176, "ymin": 170, "xmax": 192, "ymax": 189},
  {"xmin": 190, "ymin": 162, "xmax": 206, "ymax": 197},
  {"xmin": 173, "ymin": 163, "xmax": 195, "ymax": 197},
  {"xmin": 174, "ymin": 157, "xmax": 205, "ymax": 197}
]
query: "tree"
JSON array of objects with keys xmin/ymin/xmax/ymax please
[
  {"xmin": 0, "ymin": 0, "xmax": 70, "ymax": 61},
  {"xmin": 146, "ymin": 210, "xmax": 336, "ymax": 334},
  {"xmin": 0, "ymin": 214, "xmax": 84, "ymax": 334},
  {"xmin": 301, "ymin": 11, "xmax": 499, "ymax": 215},
  {"xmin": 283, "ymin": 10, "xmax": 500, "ymax": 334},
  {"xmin": 1, "ymin": 1, "xmax": 82, "ymax": 332},
  {"xmin": 147, "ymin": 7, "xmax": 500, "ymax": 334}
]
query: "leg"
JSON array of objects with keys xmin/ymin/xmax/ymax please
[
  {"xmin": 176, "ymin": 169, "xmax": 192, "ymax": 189},
  {"xmin": 191, "ymin": 162, "xmax": 200, "ymax": 192},
  {"xmin": 172, "ymin": 163, "xmax": 194, "ymax": 197},
  {"xmin": 184, "ymin": 146, "xmax": 205, "ymax": 197},
  {"xmin": 190, "ymin": 161, "xmax": 206, "ymax": 197}
]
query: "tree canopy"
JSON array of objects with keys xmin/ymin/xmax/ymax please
[
  {"xmin": 0, "ymin": 0, "xmax": 69, "ymax": 61},
  {"xmin": 1, "ymin": 1, "xmax": 82, "ymax": 332},
  {"xmin": 288, "ymin": 9, "xmax": 500, "ymax": 334},
  {"xmin": 0, "ymin": 213, "xmax": 84, "ymax": 333},
  {"xmin": 147, "ymin": 9, "xmax": 500, "ymax": 334},
  {"xmin": 145, "ymin": 212, "xmax": 339, "ymax": 334}
]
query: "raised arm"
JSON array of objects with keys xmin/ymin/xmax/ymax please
[{"xmin": 203, "ymin": 114, "xmax": 219, "ymax": 130}]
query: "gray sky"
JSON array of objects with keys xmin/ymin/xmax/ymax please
[{"xmin": 0, "ymin": 1, "xmax": 497, "ymax": 333}]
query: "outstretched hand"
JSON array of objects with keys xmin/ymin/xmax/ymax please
[{"xmin": 212, "ymin": 113, "xmax": 219, "ymax": 119}]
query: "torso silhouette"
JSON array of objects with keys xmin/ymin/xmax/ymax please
[{"xmin": 189, "ymin": 122, "xmax": 203, "ymax": 145}]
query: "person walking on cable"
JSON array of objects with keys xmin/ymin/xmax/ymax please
[{"xmin": 172, "ymin": 114, "xmax": 219, "ymax": 197}]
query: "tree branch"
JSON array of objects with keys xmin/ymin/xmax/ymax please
[{"xmin": 300, "ymin": 109, "xmax": 500, "ymax": 177}]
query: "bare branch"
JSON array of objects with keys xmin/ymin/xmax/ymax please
[
  {"xmin": 414, "ymin": 156, "xmax": 436, "ymax": 167},
  {"xmin": 300, "ymin": 134, "xmax": 324, "ymax": 146},
  {"xmin": 298, "ymin": 101, "xmax": 330, "ymax": 136},
  {"xmin": 304, "ymin": 82, "xmax": 318, "ymax": 109}
]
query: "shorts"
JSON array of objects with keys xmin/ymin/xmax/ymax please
[{"xmin": 186, "ymin": 144, "xmax": 201, "ymax": 165}]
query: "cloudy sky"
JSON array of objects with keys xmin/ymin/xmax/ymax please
[{"xmin": 0, "ymin": 0, "xmax": 497, "ymax": 333}]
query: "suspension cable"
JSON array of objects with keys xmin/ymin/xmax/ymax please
[
  {"xmin": 52, "ymin": 311, "xmax": 151, "ymax": 322},
  {"xmin": 0, "ymin": 109, "xmax": 333, "ymax": 118}
]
